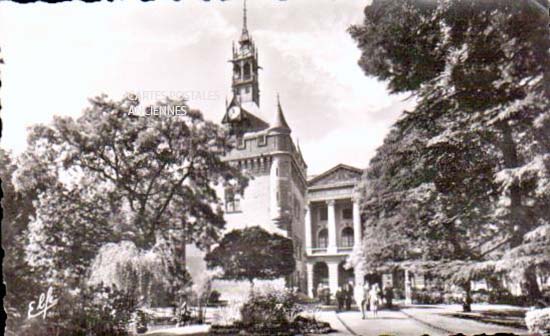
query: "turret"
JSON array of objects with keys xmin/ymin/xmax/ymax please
[{"xmin": 269, "ymin": 94, "xmax": 291, "ymax": 134}]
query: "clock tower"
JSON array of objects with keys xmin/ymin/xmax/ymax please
[
  {"xmin": 222, "ymin": 0, "xmax": 267, "ymax": 134},
  {"xmin": 230, "ymin": 0, "xmax": 260, "ymax": 107}
]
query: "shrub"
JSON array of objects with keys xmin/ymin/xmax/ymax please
[
  {"xmin": 208, "ymin": 290, "xmax": 222, "ymax": 305},
  {"xmin": 393, "ymin": 287, "xmax": 404, "ymax": 300},
  {"xmin": 488, "ymin": 288, "xmax": 529, "ymax": 306},
  {"xmin": 443, "ymin": 292, "xmax": 462, "ymax": 304},
  {"xmin": 240, "ymin": 288, "xmax": 303, "ymax": 327},
  {"xmin": 18, "ymin": 284, "xmax": 136, "ymax": 336},
  {"xmin": 471, "ymin": 290, "xmax": 490, "ymax": 304},
  {"xmin": 525, "ymin": 308, "xmax": 550, "ymax": 334},
  {"xmin": 412, "ymin": 289, "xmax": 444, "ymax": 304}
]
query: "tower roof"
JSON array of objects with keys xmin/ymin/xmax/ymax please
[{"xmin": 270, "ymin": 94, "xmax": 291, "ymax": 132}]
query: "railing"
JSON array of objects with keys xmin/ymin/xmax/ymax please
[
  {"xmin": 337, "ymin": 246, "xmax": 353, "ymax": 253},
  {"xmin": 308, "ymin": 246, "xmax": 354, "ymax": 255}
]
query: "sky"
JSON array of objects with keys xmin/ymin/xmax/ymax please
[{"xmin": 0, "ymin": 0, "xmax": 414, "ymax": 175}]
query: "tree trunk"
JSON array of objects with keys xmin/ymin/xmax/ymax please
[
  {"xmin": 499, "ymin": 121, "xmax": 525, "ymax": 244},
  {"xmin": 498, "ymin": 121, "xmax": 541, "ymax": 300},
  {"xmin": 522, "ymin": 265, "xmax": 542, "ymax": 304},
  {"xmin": 462, "ymin": 281, "xmax": 472, "ymax": 312}
]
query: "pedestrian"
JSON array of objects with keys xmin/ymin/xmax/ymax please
[
  {"xmin": 384, "ymin": 286, "xmax": 394, "ymax": 309},
  {"xmin": 344, "ymin": 281, "xmax": 353, "ymax": 311},
  {"xmin": 313, "ymin": 283, "xmax": 318, "ymax": 298},
  {"xmin": 317, "ymin": 283, "xmax": 324, "ymax": 302},
  {"xmin": 336, "ymin": 286, "xmax": 344, "ymax": 312},
  {"xmin": 361, "ymin": 283, "xmax": 370, "ymax": 319},
  {"xmin": 325, "ymin": 286, "xmax": 331, "ymax": 305},
  {"xmin": 369, "ymin": 284, "xmax": 380, "ymax": 318}
]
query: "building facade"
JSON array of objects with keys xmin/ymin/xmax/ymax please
[
  {"xmin": 182, "ymin": 2, "xmax": 433, "ymax": 302},
  {"xmin": 304, "ymin": 164, "xmax": 364, "ymax": 298},
  {"xmin": 207, "ymin": 2, "xmax": 308, "ymax": 296}
]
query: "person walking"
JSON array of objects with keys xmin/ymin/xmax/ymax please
[
  {"xmin": 384, "ymin": 285, "xmax": 394, "ymax": 309},
  {"xmin": 335, "ymin": 286, "xmax": 344, "ymax": 312},
  {"xmin": 344, "ymin": 281, "xmax": 353, "ymax": 311},
  {"xmin": 369, "ymin": 284, "xmax": 380, "ymax": 318},
  {"xmin": 361, "ymin": 283, "xmax": 370, "ymax": 319}
]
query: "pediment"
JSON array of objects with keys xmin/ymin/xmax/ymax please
[{"xmin": 308, "ymin": 164, "xmax": 362, "ymax": 187}]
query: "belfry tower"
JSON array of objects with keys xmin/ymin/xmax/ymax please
[
  {"xmin": 216, "ymin": 0, "xmax": 309, "ymax": 295},
  {"xmin": 231, "ymin": 0, "xmax": 260, "ymax": 106}
]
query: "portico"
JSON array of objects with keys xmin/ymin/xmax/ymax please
[{"xmin": 304, "ymin": 164, "xmax": 364, "ymax": 298}]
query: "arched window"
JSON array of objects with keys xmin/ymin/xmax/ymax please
[
  {"xmin": 318, "ymin": 229, "xmax": 328, "ymax": 248},
  {"xmin": 233, "ymin": 64, "xmax": 241, "ymax": 79},
  {"xmin": 243, "ymin": 62, "xmax": 252, "ymax": 80},
  {"xmin": 341, "ymin": 227, "xmax": 354, "ymax": 247}
]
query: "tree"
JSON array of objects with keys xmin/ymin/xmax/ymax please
[
  {"xmin": 1, "ymin": 149, "xmax": 42, "ymax": 334},
  {"xmin": 205, "ymin": 227, "xmax": 296, "ymax": 286},
  {"xmin": 350, "ymin": 0, "xmax": 550, "ymax": 304},
  {"xmin": 14, "ymin": 94, "xmax": 247, "ymax": 291}
]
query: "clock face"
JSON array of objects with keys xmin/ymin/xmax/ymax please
[{"xmin": 228, "ymin": 106, "xmax": 241, "ymax": 120}]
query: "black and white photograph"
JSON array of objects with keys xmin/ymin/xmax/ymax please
[{"xmin": 1, "ymin": 0, "xmax": 549, "ymax": 335}]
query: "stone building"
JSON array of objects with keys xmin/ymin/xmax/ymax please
[
  {"xmin": 188, "ymin": 2, "xmax": 309, "ymax": 297},
  {"xmin": 183, "ymin": 2, "xmax": 429, "ymax": 301},
  {"xmin": 220, "ymin": 2, "xmax": 308, "ymax": 236},
  {"xmin": 304, "ymin": 164, "xmax": 364, "ymax": 298}
]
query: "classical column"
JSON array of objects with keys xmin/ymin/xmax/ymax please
[
  {"xmin": 306, "ymin": 263, "xmax": 314, "ymax": 298},
  {"xmin": 327, "ymin": 200, "xmax": 337, "ymax": 254},
  {"xmin": 352, "ymin": 198, "xmax": 361, "ymax": 249},
  {"xmin": 305, "ymin": 203, "xmax": 312, "ymax": 255},
  {"xmin": 327, "ymin": 261, "xmax": 339, "ymax": 302}
]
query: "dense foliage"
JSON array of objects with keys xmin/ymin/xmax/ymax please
[
  {"xmin": 6, "ymin": 95, "xmax": 246, "ymax": 333},
  {"xmin": 205, "ymin": 226, "xmax": 296, "ymax": 284},
  {"xmin": 1, "ymin": 149, "xmax": 42, "ymax": 334},
  {"xmin": 350, "ymin": 0, "xmax": 550, "ymax": 307},
  {"xmin": 18, "ymin": 284, "xmax": 136, "ymax": 336},
  {"xmin": 210, "ymin": 288, "xmax": 333, "ymax": 336}
]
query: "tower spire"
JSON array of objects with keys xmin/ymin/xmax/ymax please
[
  {"xmin": 240, "ymin": 0, "xmax": 250, "ymax": 42},
  {"xmin": 230, "ymin": 0, "xmax": 260, "ymax": 108},
  {"xmin": 243, "ymin": 0, "xmax": 248, "ymax": 34}
]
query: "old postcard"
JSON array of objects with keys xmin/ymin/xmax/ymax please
[{"xmin": 1, "ymin": 0, "xmax": 549, "ymax": 335}]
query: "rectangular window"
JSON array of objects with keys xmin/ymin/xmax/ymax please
[
  {"xmin": 342, "ymin": 208, "xmax": 353, "ymax": 220},
  {"xmin": 258, "ymin": 134, "xmax": 267, "ymax": 146},
  {"xmin": 319, "ymin": 206, "xmax": 328, "ymax": 221},
  {"xmin": 237, "ymin": 136, "xmax": 246, "ymax": 149}
]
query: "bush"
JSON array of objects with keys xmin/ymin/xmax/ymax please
[
  {"xmin": 18, "ymin": 284, "xmax": 137, "ymax": 336},
  {"xmin": 471, "ymin": 290, "xmax": 490, "ymax": 304},
  {"xmin": 443, "ymin": 292, "xmax": 462, "ymax": 304},
  {"xmin": 412, "ymin": 289, "xmax": 444, "ymax": 304},
  {"xmin": 393, "ymin": 287, "xmax": 404, "ymax": 300},
  {"xmin": 488, "ymin": 288, "xmax": 529, "ymax": 306},
  {"xmin": 525, "ymin": 308, "xmax": 550, "ymax": 334},
  {"xmin": 240, "ymin": 288, "xmax": 303, "ymax": 327},
  {"xmin": 208, "ymin": 290, "xmax": 222, "ymax": 305}
]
